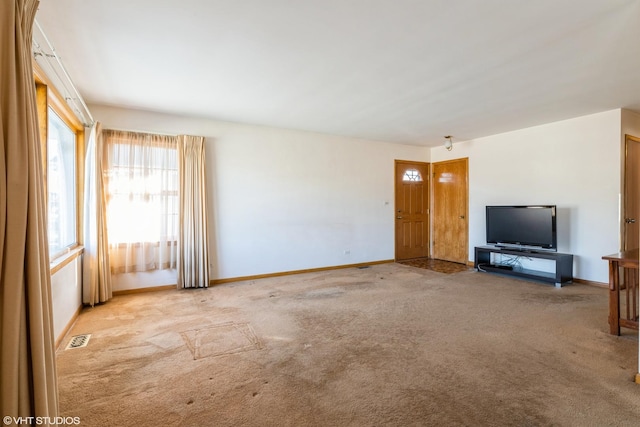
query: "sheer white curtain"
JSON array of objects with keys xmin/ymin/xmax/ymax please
[
  {"xmin": 1, "ymin": 0, "xmax": 59, "ymax": 420},
  {"xmin": 177, "ymin": 135, "xmax": 210, "ymax": 288},
  {"xmin": 83, "ymin": 122, "xmax": 112, "ymax": 305},
  {"xmin": 103, "ymin": 130, "xmax": 178, "ymax": 274}
]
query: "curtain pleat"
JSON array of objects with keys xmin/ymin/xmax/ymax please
[
  {"xmin": 83, "ymin": 122, "xmax": 112, "ymax": 305},
  {"xmin": 177, "ymin": 135, "xmax": 210, "ymax": 288},
  {"xmin": 1, "ymin": 0, "xmax": 59, "ymax": 422}
]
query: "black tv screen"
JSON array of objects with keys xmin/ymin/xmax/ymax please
[{"xmin": 486, "ymin": 205, "xmax": 557, "ymax": 251}]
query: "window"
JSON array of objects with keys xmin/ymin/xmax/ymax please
[
  {"xmin": 47, "ymin": 108, "xmax": 77, "ymax": 256},
  {"xmin": 402, "ymin": 169, "xmax": 423, "ymax": 182},
  {"xmin": 103, "ymin": 130, "xmax": 178, "ymax": 273},
  {"xmin": 34, "ymin": 71, "xmax": 83, "ymax": 263},
  {"xmin": 106, "ymin": 138, "xmax": 178, "ymax": 244}
]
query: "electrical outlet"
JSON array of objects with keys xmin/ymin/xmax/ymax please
[{"xmin": 344, "ymin": 250, "xmax": 350, "ymax": 255}]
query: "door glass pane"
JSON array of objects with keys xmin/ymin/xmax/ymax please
[{"xmin": 403, "ymin": 169, "xmax": 423, "ymax": 182}]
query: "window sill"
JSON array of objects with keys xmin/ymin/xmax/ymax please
[{"xmin": 50, "ymin": 245, "xmax": 84, "ymax": 275}]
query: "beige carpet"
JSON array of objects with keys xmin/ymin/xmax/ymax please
[{"xmin": 56, "ymin": 263, "xmax": 640, "ymax": 426}]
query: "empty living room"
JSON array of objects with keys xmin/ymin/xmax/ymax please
[{"xmin": 2, "ymin": 1, "xmax": 640, "ymax": 426}]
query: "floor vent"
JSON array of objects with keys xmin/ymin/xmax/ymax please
[{"xmin": 65, "ymin": 334, "xmax": 91, "ymax": 350}]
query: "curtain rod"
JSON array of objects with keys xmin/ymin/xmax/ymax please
[{"xmin": 32, "ymin": 19, "xmax": 95, "ymax": 127}]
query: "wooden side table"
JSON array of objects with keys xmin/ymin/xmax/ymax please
[{"xmin": 602, "ymin": 249, "xmax": 639, "ymax": 335}]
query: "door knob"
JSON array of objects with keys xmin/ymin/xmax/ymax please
[
  {"xmin": 397, "ymin": 216, "xmax": 403, "ymax": 219},
  {"xmin": 459, "ymin": 215, "xmax": 465, "ymax": 219},
  {"xmin": 625, "ymin": 218, "xmax": 636, "ymax": 224}
]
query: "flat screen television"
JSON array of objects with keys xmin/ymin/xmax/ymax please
[{"xmin": 486, "ymin": 205, "xmax": 557, "ymax": 251}]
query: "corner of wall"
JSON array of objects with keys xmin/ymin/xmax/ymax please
[{"xmin": 622, "ymin": 108, "xmax": 640, "ymax": 138}]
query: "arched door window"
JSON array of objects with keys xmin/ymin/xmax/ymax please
[{"xmin": 402, "ymin": 168, "xmax": 423, "ymax": 182}]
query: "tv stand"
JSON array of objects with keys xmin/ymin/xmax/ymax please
[{"xmin": 474, "ymin": 245, "xmax": 573, "ymax": 287}]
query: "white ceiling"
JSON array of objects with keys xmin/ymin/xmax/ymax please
[{"xmin": 35, "ymin": 0, "xmax": 640, "ymax": 146}]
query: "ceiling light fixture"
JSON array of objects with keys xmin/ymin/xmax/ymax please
[{"xmin": 444, "ymin": 135, "xmax": 453, "ymax": 151}]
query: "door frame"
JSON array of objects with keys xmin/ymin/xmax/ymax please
[{"xmin": 622, "ymin": 134, "xmax": 640, "ymax": 251}]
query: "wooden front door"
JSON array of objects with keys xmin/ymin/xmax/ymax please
[
  {"xmin": 624, "ymin": 135, "xmax": 640, "ymax": 251},
  {"xmin": 395, "ymin": 161, "xmax": 430, "ymax": 260},
  {"xmin": 432, "ymin": 158, "xmax": 468, "ymax": 264}
]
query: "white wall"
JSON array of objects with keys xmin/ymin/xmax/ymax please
[
  {"xmin": 431, "ymin": 110, "xmax": 622, "ymax": 283},
  {"xmin": 90, "ymin": 105, "xmax": 627, "ymax": 284},
  {"xmin": 111, "ymin": 270, "xmax": 177, "ymax": 292},
  {"xmin": 51, "ymin": 256, "xmax": 82, "ymax": 341},
  {"xmin": 90, "ymin": 105, "xmax": 428, "ymax": 282}
]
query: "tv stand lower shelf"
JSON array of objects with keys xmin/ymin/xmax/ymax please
[{"xmin": 474, "ymin": 246, "xmax": 573, "ymax": 287}]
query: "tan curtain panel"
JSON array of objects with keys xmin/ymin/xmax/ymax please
[
  {"xmin": 0, "ymin": 0, "xmax": 59, "ymax": 422},
  {"xmin": 83, "ymin": 122, "xmax": 112, "ymax": 305},
  {"xmin": 177, "ymin": 135, "xmax": 210, "ymax": 288},
  {"xmin": 103, "ymin": 129, "xmax": 178, "ymax": 274}
]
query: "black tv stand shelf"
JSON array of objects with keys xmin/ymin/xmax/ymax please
[{"xmin": 474, "ymin": 245, "xmax": 573, "ymax": 287}]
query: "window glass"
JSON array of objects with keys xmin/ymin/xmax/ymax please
[
  {"xmin": 106, "ymin": 143, "xmax": 178, "ymax": 244},
  {"xmin": 402, "ymin": 169, "xmax": 423, "ymax": 182},
  {"xmin": 47, "ymin": 108, "xmax": 76, "ymax": 256}
]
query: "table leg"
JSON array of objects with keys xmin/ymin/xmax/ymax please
[{"xmin": 609, "ymin": 261, "xmax": 620, "ymax": 336}]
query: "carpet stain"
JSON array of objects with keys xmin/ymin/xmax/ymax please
[
  {"xmin": 397, "ymin": 258, "xmax": 471, "ymax": 274},
  {"xmin": 181, "ymin": 322, "xmax": 262, "ymax": 360},
  {"xmin": 522, "ymin": 293, "xmax": 593, "ymax": 304},
  {"xmin": 298, "ymin": 287, "xmax": 345, "ymax": 299}
]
